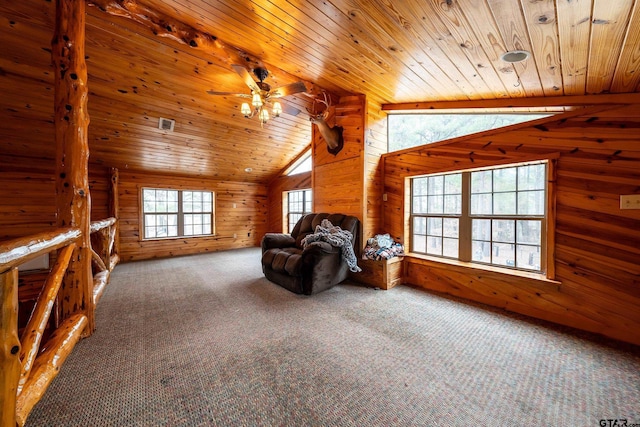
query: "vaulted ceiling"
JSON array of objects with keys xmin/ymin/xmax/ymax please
[{"xmin": 1, "ymin": 0, "xmax": 639, "ymax": 182}]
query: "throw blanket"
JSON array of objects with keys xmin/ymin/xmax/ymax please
[{"xmin": 301, "ymin": 219, "xmax": 362, "ymax": 272}]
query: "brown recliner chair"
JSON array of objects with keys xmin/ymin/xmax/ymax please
[{"xmin": 261, "ymin": 213, "xmax": 360, "ymax": 295}]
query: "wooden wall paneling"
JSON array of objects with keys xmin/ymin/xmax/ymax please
[
  {"xmin": 382, "ymin": 101, "xmax": 640, "ymax": 345},
  {"xmin": 610, "ymin": 2, "xmax": 640, "ymax": 92},
  {"xmin": 485, "ymin": 0, "xmax": 543, "ymax": 97},
  {"xmin": 519, "ymin": 0, "xmax": 563, "ymax": 95},
  {"xmin": 556, "ymin": 0, "xmax": 592, "ymax": 95},
  {"xmin": 586, "ymin": 0, "xmax": 634, "ymax": 94},
  {"xmin": 117, "ymin": 171, "xmax": 268, "ymax": 262}
]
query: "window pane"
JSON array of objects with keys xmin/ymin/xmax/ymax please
[
  {"xmin": 443, "ymin": 238, "xmax": 458, "ymax": 258},
  {"xmin": 517, "ymin": 220, "xmax": 541, "ymax": 245},
  {"xmin": 184, "ymin": 191, "xmax": 193, "ymax": 202},
  {"xmin": 413, "ymin": 217, "xmax": 426, "ymax": 235},
  {"xmin": 168, "ymin": 215, "xmax": 177, "ymax": 227},
  {"xmin": 517, "ymin": 245, "xmax": 541, "ymax": 270},
  {"xmin": 168, "ymin": 225, "xmax": 178, "ymax": 237},
  {"xmin": 492, "ymin": 243, "xmax": 515, "ymax": 267},
  {"xmin": 493, "ymin": 167, "xmax": 516, "ymax": 192},
  {"xmin": 518, "ymin": 190, "xmax": 545, "ymax": 215},
  {"xmin": 426, "ymin": 236, "xmax": 442, "ymax": 255},
  {"xmin": 193, "ymin": 224, "xmax": 203, "ymax": 235},
  {"xmin": 185, "ymin": 215, "xmax": 192, "ymax": 226},
  {"xmin": 494, "ymin": 192, "xmax": 516, "ymax": 215},
  {"xmin": 471, "ymin": 193, "xmax": 492, "ymax": 215},
  {"xmin": 428, "ymin": 175, "xmax": 444, "ymax": 195},
  {"xmin": 471, "ymin": 170, "xmax": 492, "ymax": 193},
  {"xmin": 427, "ymin": 217, "xmax": 442, "ymax": 236},
  {"xmin": 427, "ymin": 195, "xmax": 443, "ymax": 214},
  {"xmin": 492, "ymin": 220, "xmax": 515, "ymax": 243},
  {"xmin": 193, "ymin": 192, "xmax": 202, "ymax": 203},
  {"xmin": 518, "ymin": 164, "xmax": 545, "ymax": 190},
  {"xmin": 413, "ymin": 178, "xmax": 428, "ymax": 195},
  {"xmin": 203, "ymin": 192, "xmax": 212, "ymax": 203},
  {"xmin": 168, "ymin": 201, "xmax": 178, "ymax": 212},
  {"xmin": 443, "ymin": 218, "xmax": 459, "ymax": 238},
  {"xmin": 472, "ymin": 219, "xmax": 491, "ymax": 241},
  {"xmin": 413, "ymin": 234, "xmax": 427, "ymax": 253},
  {"xmin": 202, "ymin": 224, "xmax": 211, "ymax": 235},
  {"xmin": 472, "ymin": 240, "xmax": 491, "ymax": 263},
  {"xmin": 444, "ymin": 194, "xmax": 461, "ymax": 214},
  {"xmin": 413, "ymin": 196, "xmax": 428, "ymax": 214},
  {"xmin": 184, "ymin": 225, "xmax": 193, "ymax": 236},
  {"xmin": 444, "ymin": 174, "xmax": 462, "ymax": 194},
  {"xmin": 145, "ymin": 214, "xmax": 156, "ymax": 227}
]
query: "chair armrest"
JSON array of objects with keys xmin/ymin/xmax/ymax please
[{"xmin": 261, "ymin": 233, "xmax": 296, "ymax": 251}]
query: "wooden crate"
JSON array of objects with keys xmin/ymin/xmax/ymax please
[{"xmin": 352, "ymin": 256, "xmax": 404, "ymax": 290}]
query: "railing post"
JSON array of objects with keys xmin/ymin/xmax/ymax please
[
  {"xmin": 53, "ymin": 0, "xmax": 94, "ymax": 334},
  {"xmin": 0, "ymin": 268, "xmax": 20, "ymax": 427}
]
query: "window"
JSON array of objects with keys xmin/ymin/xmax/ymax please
[
  {"xmin": 286, "ymin": 189, "xmax": 312, "ymax": 233},
  {"xmin": 410, "ymin": 161, "xmax": 547, "ymax": 273},
  {"xmin": 142, "ymin": 188, "xmax": 214, "ymax": 239},
  {"xmin": 388, "ymin": 113, "xmax": 554, "ymax": 152},
  {"xmin": 287, "ymin": 151, "xmax": 312, "ymax": 175}
]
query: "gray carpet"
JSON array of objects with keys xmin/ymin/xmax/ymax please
[{"xmin": 27, "ymin": 248, "xmax": 640, "ymax": 426}]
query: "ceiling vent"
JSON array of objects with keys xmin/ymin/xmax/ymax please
[{"xmin": 158, "ymin": 117, "xmax": 175, "ymax": 132}]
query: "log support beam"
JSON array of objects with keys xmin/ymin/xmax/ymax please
[
  {"xmin": 0, "ymin": 268, "xmax": 20, "ymax": 427},
  {"xmin": 53, "ymin": 0, "xmax": 94, "ymax": 335}
]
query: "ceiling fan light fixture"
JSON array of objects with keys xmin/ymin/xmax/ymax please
[
  {"xmin": 259, "ymin": 107, "xmax": 269, "ymax": 124},
  {"xmin": 241, "ymin": 102, "xmax": 251, "ymax": 117},
  {"xmin": 252, "ymin": 93, "xmax": 263, "ymax": 108},
  {"xmin": 272, "ymin": 101, "xmax": 282, "ymax": 117},
  {"xmin": 500, "ymin": 50, "xmax": 531, "ymax": 63}
]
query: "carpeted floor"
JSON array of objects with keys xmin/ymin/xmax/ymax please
[{"xmin": 27, "ymin": 248, "xmax": 640, "ymax": 426}]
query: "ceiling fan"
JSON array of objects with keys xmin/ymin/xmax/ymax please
[{"xmin": 207, "ymin": 64, "xmax": 307, "ymax": 125}]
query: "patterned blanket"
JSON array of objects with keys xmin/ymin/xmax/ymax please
[{"xmin": 301, "ymin": 219, "xmax": 362, "ymax": 272}]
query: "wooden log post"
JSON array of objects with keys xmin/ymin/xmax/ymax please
[
  {"xmin": 109, "ymin": 167, "xmax": 120, "ymax": 261},
  {"xmin": 0, "ymin": 268, "xmax": 20, "ymax": 427},
  {"xmin": 53, "ymin": 0, "xmax": 94, "ymax": 335}
]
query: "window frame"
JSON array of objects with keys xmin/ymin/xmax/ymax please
[
  {"xmin": 283, "ymin": 189, "xmax": 312, "ymax": 233},
  {"xmin": 140, "ymin": 187, "xmax": 216, "ymax": 240},
  {"xmin": 409, "ymin": 160, "xmax": 551, "ymax": 275}
]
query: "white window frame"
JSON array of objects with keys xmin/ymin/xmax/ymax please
[
  {"xmin": 409, "ymin": 160, "xmax": 549, "ymax": 274},
  {"xmin": 284, "ymin": 189, "xmax": 312, "ymax": 233},
  {"xmin": 141, "ymin": 188, "xmax": 215, "ymax": 240}
]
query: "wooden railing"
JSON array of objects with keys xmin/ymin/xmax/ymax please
[
  {"xmin": 0, "ymin": 228, "xmax": 88, "ymax": 426},
  {"xmin": 90, "ymin": 217, "xmax": 119, "ymax": 305}
]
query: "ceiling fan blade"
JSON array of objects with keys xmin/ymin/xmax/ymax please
[
  {"xmin": 269, "ymin": 81, "xmax": 308, "ymax": 98},
  {"xmin": 231, "ymin": 64, "xmax": 261, "ymax": 93},
  {"xmin": 206, "ymin": 90, "xmax": 251, "ymax": 98}
]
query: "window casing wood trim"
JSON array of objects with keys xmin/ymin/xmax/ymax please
[{"xmin": 140, "ymin": 188, "xmax": 216, "ymax": 240}]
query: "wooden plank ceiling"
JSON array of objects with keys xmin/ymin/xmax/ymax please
[{"xmin": 1, "ymin": 0, "xmax": 639, "ymax": 182}]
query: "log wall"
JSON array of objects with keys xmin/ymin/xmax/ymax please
[
  {"xmin": 383, "ymin": 103, "xmax": 640, "ymax": 345},
  {"xmin": 117, "ymin": 171, "xmax": 268, "ymax": 261}
]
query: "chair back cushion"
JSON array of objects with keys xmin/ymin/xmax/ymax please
[{"xmin": 291, "ymin": 213, "xmax": 359, "ymax": 248}]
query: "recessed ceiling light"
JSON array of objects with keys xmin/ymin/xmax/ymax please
[
  {"xmin": 244, "ymin": 167, "xmax": 253, "ymax": 173},
  {"xmin": 500, "ymin": 50, "xmax": 531, "ymax": 63}
]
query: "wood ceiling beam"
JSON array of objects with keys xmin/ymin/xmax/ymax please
[
  {"xmin": 87, "ymin": 0, "xmax": 332, "ymax": 100},
  {"xmin": 382, "ymin": 93, "xmax": 640, "ymax": 111}
]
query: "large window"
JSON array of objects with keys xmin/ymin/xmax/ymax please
[
  {"xmin": 410, "ymin": 161, "xmax": 547, "ymax": 272},
  {"xmin": 142, "ymin": 188, "xmax": 214, "ymax": 239},
  {"xmin": 286, "ymin": 189, "xmax": 312, "ymax": 233},
  {"xmin": 388, "ymin": 113, "xmax": 553, "ymax": 152}
]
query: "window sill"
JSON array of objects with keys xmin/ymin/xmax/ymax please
[
  {"xmin": 405, "ymin": 252, "xmax": 560, "ymax": 286},
  {"xmin": 141, "ymin": 234, "xmax": 220, "ymax": 242}
]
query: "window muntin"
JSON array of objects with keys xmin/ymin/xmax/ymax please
[
  {"xmin": 410, "ymin": 162, "xmax": 546, "ymax": 272},
  {"xmin": 142, "ymin": 188, "xmax": 214, "ymax": 239},
  {"xmin": 286, "ymin": 189, "xmax": 312, "ymax": 233}
]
